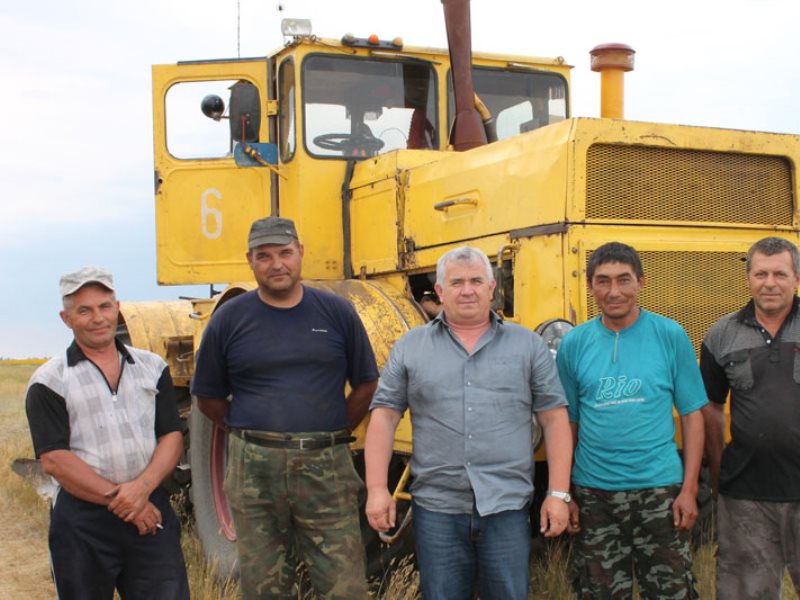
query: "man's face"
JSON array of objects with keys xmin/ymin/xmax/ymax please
[
  {"xmin": 747, "ymin": 250, "xmax": 799, "ymax": 318},
  {"xmin": 435, "ymin": 259, "xmax": 496, "ymax": 326},
  {"xmin": 60, "ymin": 285, "xmax": 120, "ymax": 351},
  {"xmin": 588, "ymin": 261, "xmax": 643, "ymax": 328},
  {"xmin": 247, "ymin": 241, "xmax": 304, "ymax": 297}
]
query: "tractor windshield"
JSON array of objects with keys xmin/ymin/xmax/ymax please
[
  {"xmin": 448, "ymin": 67, "xmax": 568, "ymax": 140},
  {"xmin": 303, "ymin": 55, "xmax": 438, "ymax": 159}
]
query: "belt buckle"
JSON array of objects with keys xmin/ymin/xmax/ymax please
[{"xmin": 298, "ymin": 438, "xmax": 311, "ymax": 450}]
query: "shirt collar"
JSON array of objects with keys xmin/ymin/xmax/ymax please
[
  {"xmin": 432, "ymin": 310, "xmax": 504, "ymax": 328},
  {"xmin": 736, "ymin": 296, "xmax": 799, "ymax": 327},
  {"xmin": 66, "ymin": 337, "xmax": 134, "ymax": 367}
]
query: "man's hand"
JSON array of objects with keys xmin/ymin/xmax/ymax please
[
  {"xmin": 566, "ymin": 499, "xmax": 581, "ymax": 534},
  {"xmin": 106, "ymin": 479, "xmax": 151, "ymax": 522},
  {"xmin": 131, "ymin": 501, "xmax": 163, "ymax": 536},
  {"xmin": 672, "ymin": 489, "xmax": 698, "ymax": 531},
  {"xmin": 540, "ymin": 496, "xmax": 569, "ymax": 537},
  {"xmin": 366, "ymin": 487, "xmax": 396, "ymax": 533}
]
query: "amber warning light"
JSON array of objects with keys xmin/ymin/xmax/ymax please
[{"xmin": 341, "ymin": 34, "xmax": 403, "ymax": 50}]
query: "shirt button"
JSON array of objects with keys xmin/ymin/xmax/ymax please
[
  {"xmin": 468, "ymin": 434, "xmax": 473, "ymax": 439},
  {"xmin": 467, "ymin": 381, "xmax": 472, "ymax": 386},
  {"xmin": 467, "ymin": 407, "xmax": 473, "ymax": 411},
  {"xmin": 766, "ymin": 339, "xmax": 772, "ymax": 344},
  {"xmin": 466, "ymin": 461, "xmax": 471, "ymax": 466}
]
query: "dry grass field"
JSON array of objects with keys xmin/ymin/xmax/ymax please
[{"xmin": 1, "ymin": 363, "xmax": 795, "ymax": 599}]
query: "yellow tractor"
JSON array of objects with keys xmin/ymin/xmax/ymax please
[{"xmin": 125, "ymin": 0, "xmax": 800, "ymax": 577}]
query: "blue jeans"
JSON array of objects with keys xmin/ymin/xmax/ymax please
[{"xmin": 412, "ymin": 500, "xmax": 531, "ymax": 600}]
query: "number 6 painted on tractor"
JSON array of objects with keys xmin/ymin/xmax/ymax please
[{"xmin": 201, "ymin": 188, "xmax": 222, "ymax": 239}]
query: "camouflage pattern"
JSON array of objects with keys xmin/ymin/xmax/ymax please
[
  {"xmin": 571, "ymin": 484, "xmax": 697, "ymax": 600},
  {"xmin": 716, "ymin": 494, "xmax": 800, "ymax": 599},
  {"xmin": 224, "ymin": 433, "xmax": 368, "ymax": 599}
]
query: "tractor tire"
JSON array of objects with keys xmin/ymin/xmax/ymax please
[
  {"xmin": 189, "ymin": 397, "xmax": 239, "ymax": 578},
  {"xmin": 352, "ymin": 452, "xmax": 417, "ymax": 582},
  {"xmin": 692, "ymin": 465, "xmax": 716, "ymax": 548}
]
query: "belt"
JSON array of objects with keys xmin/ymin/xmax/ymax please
[{"xmin": 230, "ymin": 428, "xmax": 355, "ymax": 450}]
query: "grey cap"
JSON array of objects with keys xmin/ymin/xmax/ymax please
[
  {"xmin": 59, "ymin": 266, "xmax": 115, "ymax": 298},
  {"xmin": 248, "ymin": 216, "xmax": 299, "ymax": 250}
]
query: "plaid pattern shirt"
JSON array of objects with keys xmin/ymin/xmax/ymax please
[{"xmin": 27, "ymin": 340, "xmax": 169, "ymax": 485}]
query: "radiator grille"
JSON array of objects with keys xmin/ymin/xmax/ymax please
[
  {"xmin": 585, "ymin": 250, "xmax": 750, "ymax": 354},
  {"xmin": 586, "ymin": 144, "xmax": 793, "ymax": 226}
]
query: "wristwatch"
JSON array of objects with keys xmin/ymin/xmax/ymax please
[{"xmin": 546, "ymin": 490, "xmax": 572, "ymax": 503}]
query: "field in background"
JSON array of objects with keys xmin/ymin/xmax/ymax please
[{"xmin": 2, "ymin": 363, "xmax": 795, "ymax": 599}]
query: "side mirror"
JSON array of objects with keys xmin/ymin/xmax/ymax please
[
  {"xmin": 201, "ymin": 95, "xmax": 226, "ymax": 120},
  {"xmin": 229, "ymin": 81, "xmax": 261, "ymax": 143}
]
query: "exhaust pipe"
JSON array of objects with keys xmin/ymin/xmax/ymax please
[
  {"xmin": 590, "ymin": 43, "xmax": 635, "ymax": 119},
  {"xmin": 442, "ymin": 0, "xmax": 487, "ymax": 151}
]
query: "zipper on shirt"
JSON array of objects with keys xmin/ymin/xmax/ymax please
[{"xmin": 88, "ymin": 354, "xmax": 126, "ymax": 401}]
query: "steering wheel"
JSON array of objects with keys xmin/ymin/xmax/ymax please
[{"xmin": 313, "ymin": 132, "xmax": 385, "ymax": 155}]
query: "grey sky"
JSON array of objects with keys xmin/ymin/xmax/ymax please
[{"xmin": 1, "ymin": 0, "xmax": 798, "ymax": 357}]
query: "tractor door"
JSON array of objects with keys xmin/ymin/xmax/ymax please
[{"xmin": 152, "ymin": 60, "xmax": 275, "ymax": 285}]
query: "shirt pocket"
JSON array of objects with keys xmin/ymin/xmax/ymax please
[
  {"xmin": 721, "ymin": 349, "xmax": 754, "ymax": 391},
  {"xmin": 122, "ymin": 384, "xmax": 159, "ymax": 431}
]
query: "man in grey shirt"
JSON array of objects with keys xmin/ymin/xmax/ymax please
[{"xmin": 364, "ymin": 246, "xmax": 572, "ymax": 600}]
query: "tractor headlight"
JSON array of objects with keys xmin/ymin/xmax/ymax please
[{"xmin": 534, "ymin": 318, "xmax": 574, "ymax": 359}]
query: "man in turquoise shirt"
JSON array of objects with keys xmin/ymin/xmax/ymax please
[{"xmin": 556, "ymin": 241, "xmax": 706, "ymax": 600}]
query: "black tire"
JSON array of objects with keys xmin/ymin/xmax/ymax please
[
  {"xmin": 352, "ymin": 452, "xmax": 416, "ymax": 582},
  {"xmin": 188, "ymin": 397, "xmax": 239, "ymax": 577}
]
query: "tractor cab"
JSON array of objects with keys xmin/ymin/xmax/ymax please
[{"xmin": 151, "ymin": 30, "xmax": 571, "ymax": 287}]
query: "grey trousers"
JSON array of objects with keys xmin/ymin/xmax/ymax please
[{"xmin": 717, "ymin": 494, "xmax": 800, "ymax": 599}]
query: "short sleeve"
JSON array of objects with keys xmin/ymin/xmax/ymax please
[
  {"xmin": 369, "ymin": 334, "xmax": 410, "ymax": 414},
  {"xmin": 343, "ymin": 302, "xmax": 379, "ymax": 387},
  {"xmin": 529, "ymin": 334, "xmax": 568, "ymax": 413},
  {"xmin": 25, "ymin": 382, "xmax": 70, "ymax": 458},
  {"xmin": 190, "ymin": 314, "xmax": 231, "ymax": 400},
  {"xmin": 700, "ymin": 340, "xmax": 730, "ymax": 405},
  {"xmin": 555, "ymin": 335, "xmax": 580, "ymax": 423},
  {"xmin": 671, "ymin": 326, "xmax": 708, "ymax": 415},
  {"xmin": 155, "ymin": 366, "xmax": 183, "ymax": 437}
]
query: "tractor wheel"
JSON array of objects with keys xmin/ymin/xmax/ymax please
[
  {"xmin": 188, "ymin": 397, "xmax": 239, "ymax": 577},
  {"xmin": 353, "ymin": 452, "xmax": 417, "ymax": 582}
]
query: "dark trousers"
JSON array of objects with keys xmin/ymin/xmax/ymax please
[{"xmin": 49, "ymin": 487, "xmax": 189, "ymax": 600}]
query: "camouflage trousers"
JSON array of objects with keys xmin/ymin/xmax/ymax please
[
  {"xmin": 224, "ymin": 432, "xmax": 368, "ymax": 600},
  {"xmin": 716, "ymin": 494, "xmax": 800, "ymax": 599},
  {"xmin": 572, "ymin": 485, "xmax": 696, "ymax": 600}
]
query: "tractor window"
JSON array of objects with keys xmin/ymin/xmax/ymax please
[
  {"xmin": 166, "ymin": 80, "xmax": 243, "ymax": 159},
  {"xmin": 447, "ymin": 67, "xmax": 567, "ymax": 141},
  {"xmin": 302, "ymin": 55, "xmax": 438, "ymax": 159},
  {"xmin": 278, "ymin": 59, "xmax": 296, "ymax": 162}
]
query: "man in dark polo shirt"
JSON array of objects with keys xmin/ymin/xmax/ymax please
[
  {"xmin": 701, "ymin": 236, "xmax": 800, "ymax": 599},
  {"xmin": 25, "ymin": 266, "xmax": 188, "ymax": 599},
  {"xmin": 191, "ymin": 216, "xmax": 379, "ymax": 599}
]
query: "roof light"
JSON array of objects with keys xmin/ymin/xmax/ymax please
[
  {"xmin": 281, "ymin": 18, "xmax": 312, "ymax": 37},
  {"xmin": 368, "ymin": 34, "xmax": 380, "ymax": 45}
]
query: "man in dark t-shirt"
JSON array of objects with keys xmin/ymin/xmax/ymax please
[{"xmin": 191, "ymin": 216, "xmax": 378, "ymax": 599}]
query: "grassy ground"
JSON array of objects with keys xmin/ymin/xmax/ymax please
[{"xmin": 2, "ymin": 363, "xmax": 796, "ymax": 598}]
